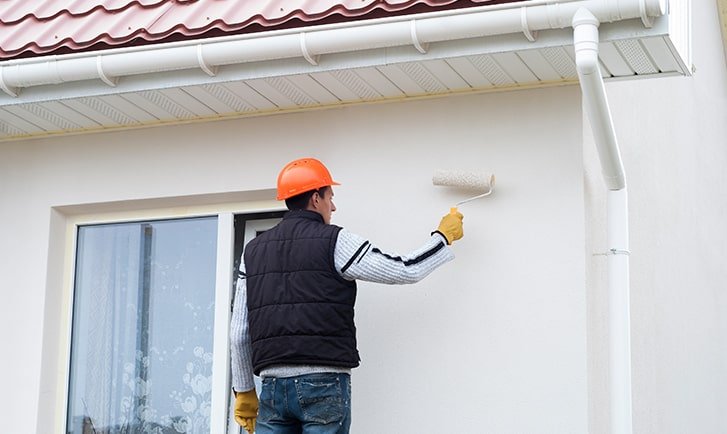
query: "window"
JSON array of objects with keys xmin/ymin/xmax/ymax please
[
  {"xmin": 65, "ymin": 211, "xmax": 283, "ymax": 434},
  {"xmin": 67, "ymin": 217, "xmax": 218, "ymax": 434}
]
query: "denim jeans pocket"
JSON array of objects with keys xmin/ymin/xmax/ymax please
[
  {"xmin": 295, "ymin": 375, "xmax": 344, "ymax": 425},
  {"xmin": 258, "ymin": 377, "xmax": 281, "ymax": 423}
]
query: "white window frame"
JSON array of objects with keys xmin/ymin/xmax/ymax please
[
  {"xmin": 227, "ymin": 217, "xmax": 281, "ymax": 433},
  {"xmin": 52, "ymin": 200, "xmax": 283, "ymax": 434}
]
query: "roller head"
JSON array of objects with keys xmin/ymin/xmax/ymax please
[{"xmin": 432, "ymin": 169, "xmax": 495, "ymax": 192}]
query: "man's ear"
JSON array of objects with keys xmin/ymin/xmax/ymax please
[{"xmin": 308, "ymin": 191, "xmax": 320, "ymax": 209}]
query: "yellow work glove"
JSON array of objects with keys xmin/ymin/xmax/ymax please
[
  {"xmin": 234, "ymin": 389, "xmax": 259, "ymax": 434},
  {"xmin": 435, "ymin": 211, "xmax": 464, "ymax": 244}
]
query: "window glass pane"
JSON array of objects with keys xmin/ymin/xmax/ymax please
[{"xmin": 67, "ymin": 217, "xmax": 218, "ymax": 434}]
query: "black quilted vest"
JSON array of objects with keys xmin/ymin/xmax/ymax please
[{"xmin": 244, "ymin": 210, "xmax": 360, "ymax": 375}]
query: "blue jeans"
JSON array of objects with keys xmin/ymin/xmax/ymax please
[{"xmin": 256, "ymin": 373, "xmax": 351, "ymax": 434}]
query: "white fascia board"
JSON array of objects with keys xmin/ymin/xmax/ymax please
[{"xmin": 0, "ymin": 16, "xmax": 676, "ymax": 108}]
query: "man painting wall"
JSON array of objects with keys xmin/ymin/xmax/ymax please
[{"xmin": 230, "ymin": 158, "xmax": 464, "ymax": 433}]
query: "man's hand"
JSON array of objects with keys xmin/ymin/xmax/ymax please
[
  {"xmin": 234, "ymin": 389, "xmax": 259, "ymax": 433},
  {"xmin": 436, "ymin": 211, "xmax": 464, "ymax": 244}
]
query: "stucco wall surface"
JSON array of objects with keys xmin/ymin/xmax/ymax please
[
  {"xmin": 0, "ymin": 87, "xmax": 587, "ymax": 433},
  {"xmin": 585, "ymin": 1, "xmax": 727, "ymax": 433}
]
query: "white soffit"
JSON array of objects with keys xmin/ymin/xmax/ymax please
[{"xmin": 0, "ymin": 8, "xmax": 691, "ymax": 141}]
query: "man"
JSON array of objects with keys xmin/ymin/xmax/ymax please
[{"xmin": 230, "ymin": 157, "xmax": 464, "ymax": 434}]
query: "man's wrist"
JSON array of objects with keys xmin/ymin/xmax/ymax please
[{"xmin": 431, "ymin": 230, "xmax": 450, "ymax": 245}]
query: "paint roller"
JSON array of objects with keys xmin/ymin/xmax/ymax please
[{"xmin": 432, "ymin": 169, "xmax": 496, "ymax": 214}]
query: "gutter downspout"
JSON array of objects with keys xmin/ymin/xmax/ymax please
[
  {"xmin": 573, "ymin": 8, "xmax": 633, "ymax": 434},
  {"xmin": 0, "ymin": 0, "xmax": 665, "ymax": 97}
]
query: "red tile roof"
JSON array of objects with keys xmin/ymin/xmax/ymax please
[{"xmin": 0, "ymin": 0, "xmax": 525, "ymax": 60}]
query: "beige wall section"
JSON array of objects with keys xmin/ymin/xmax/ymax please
[
  {"xmin": 0, "ymin": 85, "xmax": 587, "ymax": 434},
  {"xmin": 586, "ymin": 1, "xmax": 727, "ymax": 433}
]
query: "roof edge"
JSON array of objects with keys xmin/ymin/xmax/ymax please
[{"xmin": 0, "ymin": 0, "xmax": 667, "ymax": 99}]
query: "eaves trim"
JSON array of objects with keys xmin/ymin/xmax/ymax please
[{"xmin": 0, "ymin": 0, "xmax": 691, "ymax": 142}]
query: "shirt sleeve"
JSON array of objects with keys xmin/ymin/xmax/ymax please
[
  {"xmin": 334, "ymin": 229, "xmax": 454, "ymax": 284},
  {"xmin": 229, "ymin": 261, "xmax": 256, "ymax": 392}
]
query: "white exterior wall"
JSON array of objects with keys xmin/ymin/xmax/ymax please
[
  {"xmin": 585, "ymin": 1, "xmax": 727, "ymax": 433},
  {"xmin": 0, "ymin": 86, "xmax": 589, "ymax": 434}
]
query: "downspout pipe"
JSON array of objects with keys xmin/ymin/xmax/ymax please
[
  {"xmin": 573, "ymin": 8, "xmax": 632, "ymax": 434},
  {"xmin": 0, "ymin": 0, "xmax": 666, "ymax": 96}
]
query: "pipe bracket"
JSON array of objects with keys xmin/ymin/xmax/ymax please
[
  {"xmin": 410, "ymin": 20, "xmax": 429, "ymax": 54},
  {"xmin": 638, "ymin": 0, "xmax": 653, "ymax": 28},
  {"xmin": 300, "ymin": 33, "xmax": 320, "ymax": 66},
  {"xmin": 520, "ymin": 8, "xmax": 538, "ymax": 42},
  {"xmin": 197, "ymin": 44, "xmax": 218, "ymax": 76},
  {"xmin": 594, "ymin": 248, "xmax": 631, "ymax": 256},
  {"xmin": 96, "ymin": 56, "xmax": 118, "ymax": 87},
  {"xmin": 0, "ymin": 67, "xmax": 19, "ymax": 97}
]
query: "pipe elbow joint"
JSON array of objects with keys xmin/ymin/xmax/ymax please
[
  {"xmin": 572, "ymin": 8, "xmax": 599, "ymax": 29},
  {"xmin": 575, "ymin": 49, "xmax": 600, "ymax": 76},
  {"xmin": 572, "ymin": 8, "xmax": 600, "ymax": 76}
]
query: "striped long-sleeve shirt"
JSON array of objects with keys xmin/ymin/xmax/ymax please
[{"xmin": 230, "ymin": 229, "xmax": 454, "ymax": 392}]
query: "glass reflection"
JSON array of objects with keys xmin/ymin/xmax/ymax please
[{"xmin": 67, "ymin": 217, "xmax": 217, "ymax": 434}]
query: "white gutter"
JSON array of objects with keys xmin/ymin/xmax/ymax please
[
  {"xmin": 573, "ymin": 7, "xmax": 634, "ymax": 434},
  {"xmin": 1, "ymin": 0, "xmax": 665, "ymax": 97}
]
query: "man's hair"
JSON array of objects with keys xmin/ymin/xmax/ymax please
[{"xmin": 285, "ymin": 186, "xmax": 330, "ymax": 210}]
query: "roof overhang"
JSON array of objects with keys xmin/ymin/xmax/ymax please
[{"xmin": 0, "ymin": 0, "xmax": 691, "ymax": 142}]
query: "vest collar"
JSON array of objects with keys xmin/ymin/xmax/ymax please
[{"xmin": 284, "ymin": 209, "xmax": 325, "ymax": 223}]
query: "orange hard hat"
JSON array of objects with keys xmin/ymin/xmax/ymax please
[{"xmin": 276, "ymin": 158, "xmax": 340, "ymax": 200}]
